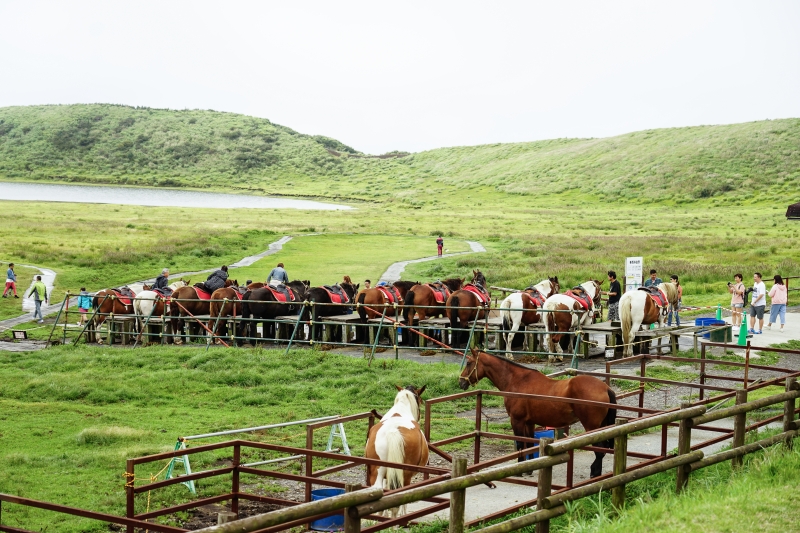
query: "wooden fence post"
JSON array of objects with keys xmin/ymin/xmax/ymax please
[
  {"xmin": 732, "ymin": 390, "xmax": 748, "ymax": 469},
  {"xmin": 344, "ymin": 483, "xmax": 361, "ymax": 533},
  {"xmin": 784, "ymin": 377, "xmax": 797, "ymax": 449},
  {"xmin": 536, "ymin": 437, "xmax": 553, "ymax": 533},
  {"xmin": 676, "ymin": 402, "xmax": 692, "ymax": 493},
  {"xmin": 450, "ymin": 455, "xmax": 468, "ymax": 533},
  {"xmin": 611, "ymin": 418, "xmax": 627, "ymax": 509}
]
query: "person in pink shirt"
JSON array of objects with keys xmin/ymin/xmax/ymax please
[
  {"xmin": 767, "ymin": 274, "xmax": 787, "ymax": 331},
  {"xmin": 728, "ymin": 273, "xmax": 745, "ymax": 327}
]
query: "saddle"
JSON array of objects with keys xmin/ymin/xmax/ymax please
[
  {"xmin": 523, "ymin": 287, "xmax": 546, "ymax": 308},
  {"xmin": 564, "ymin": 288, "xmax": 593, "ymax": 311},
  {"xmin": 377, "ymin": 285, "xmax": 402, "ymax": 304},
  {"xmin": 638, "ymin": 286, "xmax": 668, "ymax": 308},
  {"xmin": 463, "ymin": 283, "xmax": 490, "ymax": 305},
  {"xmin": 112, "ymin": 287, "xmax": 136, "ymax": 306},
  {"xmin": 322, "ymin": 284, "xmax": 350, "ymax": 304},
  {"xmin": 427, "ymin": 283, "xmax": 450, "ymax": 304},
  {"xmin": 152, "ymin": 288, "xmax": 173, "ymax": 299},
  {"xmin": 193, "ymin": 284, "xmax": 212, "ymax": 300},
  {"xmin": 265, "ymin": 283, "xmax": 295, "ymax": 303}
]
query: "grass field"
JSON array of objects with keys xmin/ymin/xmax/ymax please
[{"xmin": 0, "ymin": 263, "xmax": 39, "ymax": 320}]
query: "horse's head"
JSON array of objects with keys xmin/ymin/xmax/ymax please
[
  {"xmin": 143, "ymin": 284, "xmax": 151, "ymax": 291},
  {"xmin": 580, "ymin": 280, "xmax": 603, "ymax": 307},
  {"xmin": 659, "ymin": 282, "xmax": 679, "ymax": 306},
  {"xmin": 472, "ymin": 270, "xmax": 486, "ymax": 287},
  {"xmin": 341, "ymin": 281, "xmax": 359, "ymax": 300},
  {"xmin": 459, "ymin": 348, "xmax": 484, "ymax": 390},
  {"xmin": 444, "ymin": 278, "xmax": 464, "ymax": 292},
  {"xmin": 549, "ymin": 276, "xmax": 560, "ymax": 295},
  {"xmin": 396, "ymin": 384, "xmax": 426, "ymax": 419},
  {"xmin": 393, "ymin": 385, "xmax": 425, "ymax": 421}
]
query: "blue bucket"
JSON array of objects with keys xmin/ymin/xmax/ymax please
[
  {"xmin": 702, "ymin": 320, "xmax": 727, "ymax": 339},
  {"xmin": 695, "ymin": 318, "xmax": 718, "ymax": 327},
  {"xmin": 523, "ymin": 429, "xmax": 556, "ymax": 460},
  {"xmin": 310, "ymin": 489, "xmax": 346, "ymax": 531}
]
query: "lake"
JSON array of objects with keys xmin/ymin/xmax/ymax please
[{"xmin": 0, "ymin": 181, "xmax": 352, "ymax": 210}]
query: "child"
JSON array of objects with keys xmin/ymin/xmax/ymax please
[
  {"xmin": 77, "ymin": 287, "xmax": 92, "ymax": 326},
  {"xmin": 3, "ymin": 263, "xmax": 18, "ymax": 298}
]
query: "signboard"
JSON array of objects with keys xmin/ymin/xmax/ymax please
[
  {"xmin": 625, "ymin": 257, "xmax": 643, "ymax": 293},
  {"xmin": 12, "ymin": 330, "xmax": 28, "ymax": 340}
]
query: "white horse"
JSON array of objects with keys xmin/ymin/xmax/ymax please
[
  {"xmin": 133, "ymin": 280, "xmax": 188, "ymax": 335},
  {"xmin": 499, "ymin": 277, "xmax": 560, "ymax": 359},
  {"xmin": 542, "ymin": 280, "xmax": 603, "ymax": 362},
  {"xmin": 365, "ymin": 386, "xmax": 429, "ymax": 519},
  {"xmin": 619, "ymin": 283, "xmax": 679, "ymax": 358}
]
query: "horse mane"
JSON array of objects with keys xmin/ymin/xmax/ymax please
[
  {"xmin": 393, "ymin": 389, "xmax": 419, "ymax": 420},
  {"xmin": 659, "ymin": 282, "xmax": 679, "ymax": 305},
  {"xmin": 393, "ymin": 280, "xmax": 418, "ymax": 290}
]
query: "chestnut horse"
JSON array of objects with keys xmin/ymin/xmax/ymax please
[
  {"xmin": 356, "ymin": 281, "xmax": 417, "ymax": 320},
  {"xmin": 92, "ymin": 286, "xmax": 141, "ymax": 340},
  {"xmin": 620, "ymin": 283, "xmax": 679, "ymax": 357},
  {"xmin": 499, "ymin": 277, "xmax": 560, "ymax": 359},
  {"xmin": 366, "ymin": 385, "xmax": 429, "ymax": 519},
  {"xmin": 459, "ymin": 349, "xmax": 616, "ymax": 478},
  {"xmin": 542, "ymin": 280, "xmax": 602, "ymax": 362},
  {"xmin": 402, "ymin": 278, "xmax": 464, "ymax": 346},
  {"xmin": 301, "ymin": 280, "xmax": 360, "ymax": 341},
  {"xmin": 208, "ymin": 283, "xmax": 244, "ymax": 343},
  {"xmin": 170, "ymin": 279, "xmax": 235, "ymax": 344},
  {"xmin": 446, "ymin": 270, "xmax": 490, "ymax": 347}
]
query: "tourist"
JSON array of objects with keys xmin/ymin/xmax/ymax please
[
  {"xmin": 204, "ymin": 266, "xmax": 229, "ymax": 292},
  {"xmin": 152, "ymin": 268, "xmax": 170, "ymax": 291},
  {"xmin": 728, "ymin": 274, "xmax": 745, "ymax": 327},
  {"xmin": 643, "ymin": 269, "xmax": 662, "ymax": 288},
  {"xmin": 26, "ymin": 275, "xmax": 48, "ymax": 323},
  {"xmin": 3, "ymin": 262, "xmax": 18, "ymax": 298},
  {"xmin": 436, "ymin": 236, "xmax": 444, "ymax": 257},
  {"xmin": 266, "ymin": 263, "xmax": 288, "ymax": 287},
  {"xmin": 667, "ymin": 275, "xmax": 682, "ymax": 327},
  {"xmin": 77, "ymin": 287, "xmax": 92, "ymax": 326},
  {"xmin": 605, "ymin": 270, "xmax": 621, "ymax": 321},
  {"xmin": 364, "ymin": 279, "xmax": 371, "ymax": 289},
  {"xmin": 748, "ymin": 272, "xmax": 766, "ymax": 334},
  {"xmin": 767, "ymin": 275, "xmax": 787, "ymax": 332}
]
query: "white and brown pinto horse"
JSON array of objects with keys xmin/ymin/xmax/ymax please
[
  {"xmin": 620, "ymin": 283, "xmax": 679, "ymax": 357},
  {"xmin": 133, "ymin": 280, "xmax": 189, "ymax": 336},
  {"xmin": 499, "ymin": 277, "xmax": 560, "ymax": 359},
  {"xmin": 543, "ymin": 280, "xmax": 603, "ymax": 362},
  {"xmin": 365, "ymin": 386, "xmax": 429, "ymax": 519}
]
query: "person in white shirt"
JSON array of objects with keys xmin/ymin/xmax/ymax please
[{"xmin": 748, "ymin": 272, "xmax": 767, "ymax": 334}]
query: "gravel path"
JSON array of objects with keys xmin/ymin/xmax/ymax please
[{"xmin": 379, "ymin": 240, "xmax": 486, "ymax": 282}]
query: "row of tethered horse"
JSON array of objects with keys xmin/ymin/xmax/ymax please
[{"xmin": 90, "ymin": 269, "xmax": 654, "ymax": 358}]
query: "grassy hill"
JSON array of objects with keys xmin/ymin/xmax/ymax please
[{"xmin": 1, "ymin": 104, "xmax": 799, "ymax": 205}]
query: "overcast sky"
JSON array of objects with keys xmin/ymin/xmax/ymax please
[{"xmin": 1, "ymin": 1, "xmax": 798, "ymax": 154}]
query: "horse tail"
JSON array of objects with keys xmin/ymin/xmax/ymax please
[
  {"xmin": 357, "ymin": 291, "xmax": 367, "ymax": 322},
  {"xmin": 449, "ymin": 295, "xmax": 460, "ymax": 330},
  {"xmin": 601, "ymin": 389, "xmax": 617, "ymax": 449},
  {"xmin": 500, "ymin": 297, "xmax": 511, "ymax": 331},
  {"xmin": 384, "ymin": 428, "xmax": 406, "ymax": 491},
  {"xmin": 620, "ymin": 295, "xmax": 633, "ymax": 349},
  {"xmin": 403, "ymin": 290, "xmax": 415, "ymax": 324}
]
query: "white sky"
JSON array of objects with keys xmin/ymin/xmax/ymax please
[{"xmin": 1, "ymin": 1, "xmax": 798, "ymax": 154}]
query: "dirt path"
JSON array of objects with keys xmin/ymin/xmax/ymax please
[{"xmin": 379, "ymin": 240, "xmax": 486, "ymax": 282}]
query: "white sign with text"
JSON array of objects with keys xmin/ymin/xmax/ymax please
[{"xmin": 625, "ymin": 257, "xmax": 643, "ymax": 292}]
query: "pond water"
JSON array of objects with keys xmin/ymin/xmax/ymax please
[{"xmin": 0, "ymin": 181, "xmax": 352, "ymax": 210}]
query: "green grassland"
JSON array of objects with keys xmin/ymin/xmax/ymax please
[{"xmin": 0, "ymin": 263, "xmax": 39, "ymax": 320}]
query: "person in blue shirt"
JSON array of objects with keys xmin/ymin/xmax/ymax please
[
  {"xmin": 643, "ymin": 269, "xmax": 663, "ymax": 288},
  {"xmin": 77, "ymin": 287, "xmax": 92, "ymax": 326},
  {"xmin": 3, "ymin": 263, "xmax": 18, "ymax": 298},
  {"xmin": 266, "ymin": 263, "xmax": 289, "ymax": 287}
]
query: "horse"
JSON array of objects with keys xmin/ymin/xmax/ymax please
[
  {"xmin": 169, "ymin": 279, "xmax": 236, "ymax": 344},
  {"xmin": 208, "ymin": 282, "xmax": 243, "ymax": 343},
  {"xmin": 238, "ymin": 283, "xmax": 306, "ymax": 342},
  {"xmin": 133, "ymin": 280, "xmax": 189, "ymax": 341},
  {"xmin": 499, "ymin": 277, "xmax": 560, "ymax": 359},
  {"xmin": 542, "ymin": 280, "xmax": 603, "ymax": 362},
  {"xmin": 620, "ymin": 282, "xmax": 679, "ymax": 358},
  {"xmin": 446, "ymin": 270, "xmax": 490, "ymax": 347},
  {"xmin": 459, "ymin": 349, "xmax": 617, "ymax": 478},
  {"xmin": 402, "ymin": 278, "xmax": 464, "ymax": 346},
  {"xmin": 301, "ymin": 281, "xmax": 360, "ymax": 341},
  {"xmin": 92, "ymin": 285, "xmax": 141, "ymax": 343},
  {"xmin": 354, "ymin": 281, "xmax": 416, "ymax": 343},
  {"xmin": 365, "ymin": 385, "xmax": 429, "ymax": 519}
]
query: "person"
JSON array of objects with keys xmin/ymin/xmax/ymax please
[
  {"xmin": 364, "ymin": 279, "xmax": 371, "ymax": 289},
  {"xmin": 3, "ymin": 263, "xmax": 18, "ymax": 298},
  {"xmin": 436, "ymin": 236, "xmax": 444, "ymax": 257},
  {"xmin": 728, "ymin": 274, "xmax": 745, "ymax": 327},
  {"xmin": 204, "ymin": 266, "xmax": 229, "ymax": 292},
  {"xmin": 643, "ymin": 269, "xmax": 662, "ymax": 288},
  {"xmin": 77, "ymin": 287, "xmax": 92, "ymax": 326},
  {"xmin": 667, "ymin": 275, "xmax": 682, "ymax": 326},
  {"xmin": 26, "ymin": 275, "xmax": 48, "ymax": 323},
  {"xmin": 767, "ymin": 275, "xmax": 787, "ymax": 332},
  {"xmin": 748, "ymin": 272, "xmax": 766, "ymax": 334},
  {"xmin": 152, "ymin": 268, "xmax": 170, "ymax": 291},
  {"xmin": 266, "ymin": 263, "xmax": 288, "ymax": 287},
  {"xmin": 605, "ymin": 270, "xmax": 621, "ymax": 321}
]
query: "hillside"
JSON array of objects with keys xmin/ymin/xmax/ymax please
[{"xmin": 1, "ymin": 104, "xmax": 798, "ymax": 204}]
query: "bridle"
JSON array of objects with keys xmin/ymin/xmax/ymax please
[{"xmin": 463, "ymin": 354, "xmax": 480, "ymax": 385}]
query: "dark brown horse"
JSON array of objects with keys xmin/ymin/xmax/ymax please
[
  {"xmin": 170, "ymin": 279, "xmax": 235, "ymax": 344},
  {"xmin": 446, "ymin": 270, "xmax": 490, "ymax": 347},
  {"xmin": 301, "ymin": 280, "xmax": 360, "ymax": 341},
  {"xmin": 208, "ymin": 284, "xmax": 244, "ymax": 343},
  {"xmin": 402, "ymin": 278, "xmax": 464, "ymax": 346},
  {"xmin": 459, "ymin": 349, "xmax": 617, "ymax": 478},
  {"xmin": 238, "ymin": 283, "xmax": 306, "ymax": 341}
]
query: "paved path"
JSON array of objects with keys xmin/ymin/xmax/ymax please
[{"xmin": 379, "ymin": 240, "xmax": 486, "ymax": 282}]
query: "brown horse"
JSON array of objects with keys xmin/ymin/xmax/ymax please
[
  {"xmin": 92, "ymin": 287, "xmax": 139, "ymax": 342},
  {"xmin": 208, "ymin": 283, "xmax": 244, "ymax": 343},
  {"xmin": 446, "ymin": 270, "xmax": 490, "ymax": 347},
  {"xmin": 365, "ymin": 385, "xmax": 429, "ymax": 519},
  {"xmin": 542, "ymin": 280, "xmax": 603, "ymax": 362},
  {"xmin": 170, "ymin": 279, "xmax": 236, "ymax": 344},
  {"xmin": 402, "ymin": 278, "xmax": 464, "ymax": 346},
  {"xmin": 301, "ymin": 280, "xmax": 360, "ymax": 341},
  {"xmin": 499, "ymin": 277, "xmax": 560, "ymax": 358},
  {"xmin": 459, "ymin": 349, "xmax": 616, "ymax": 478}
]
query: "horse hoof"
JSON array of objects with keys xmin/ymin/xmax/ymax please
[{"xmin": 506, "ymin": 354, "xmax": 515, "ymax": 361}]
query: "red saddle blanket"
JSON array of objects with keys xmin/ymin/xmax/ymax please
[
  {"xmin": 463, "ymin": 284, "xmax": 490, "ymax": 305},
  {"xmin": 322, "ymin": 285, "xmax": 349, "ymax": 305},
  {"xmin": 524, "ymin": 288, "xmax": 546, "ymax": 308},
  {"xmin": 377, "ymin": 285, "xmax": 402, "ymax": 304},
  {"xmin": 427, "ymin": 284, "xmax": 451, "ymax": 304},
  {"xmin": 565, "ymin": 290, "xmax": 593, "ymax": 311},
  {"xmin": 638, "ymin": 287, "xmax": 668, "ymax": 307},
  {"xmin": 194, "ymin": 287, "xmax": 212, "ymax": 300},
  {"xmin": 266, "ymin": 284, "xmax": 295, "ymax": 303},
  {"xmin": 111, "ymin": 288, "xmax": 136, "ymax": 306}
]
